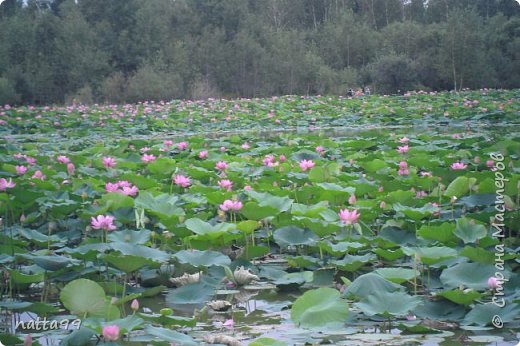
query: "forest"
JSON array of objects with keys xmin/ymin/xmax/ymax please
[{"xmin": 0, "ymin": 0, "xmax": 519, "ymax": 105}]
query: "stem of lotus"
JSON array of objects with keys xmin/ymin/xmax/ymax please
[{"xmin": 319, "ymin": 244, "xmax": 323, "ymax": 260}]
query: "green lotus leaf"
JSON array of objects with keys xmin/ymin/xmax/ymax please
[{"xmin": 291, "ymin": 287, "xmax": 349, "ymax": 328}]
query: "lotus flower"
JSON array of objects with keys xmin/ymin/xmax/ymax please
[
  {"xmin": 91, "ymin": 215, "xmax": 116, "ymax": 231},
  {"xmin": 67, "ymin": 163, "xmax": 75, "ymax": 175},
  {"xmin": 32, "ymin": 170, "xmax": 45, "ymax": 180},
  {"xmin": 279, "ymin": 154, "xmax": 286, "ymax": 162},
  {"xmin": 215, "ymin": 161, "xmax": 228, "ymax": 170},
  {"xmin": 348, "ymin": 194, "xmax": 356, "ymax": 205},
  {"xmin": 174, "ymin": 175, "xmax": 191, "ymax": 188},
  {"xmin": 220, "ymin": 199, "xmax": 243, "ymax": 211},
  {"xmin": 163, "ymin": 140, "xmax": 173, "ymax": 148},
  {"xmin": 486, "ymin": 160, "xmax": 494, "ymax": 168},
  {"xmin": 25, "ymin": 156, "xmax": 36, "ymax": 165},
  {"xmin": 315, "ymin": 146, "xmax": 325, "ymax": 155},
  {"xmin": 177, "ymin": 141, "xmax": 188, "ymax": 150},
  {"xmin": 16, "ymin": 165, "xmax": 27, "ymax": 175},
  {"xmin": 263, "ymin": 154, "xmax": 275, "ymax": 166},
  {"xmin": 244, "ymin": 185, "xmax": 252, "ymax": 191},
  {"xmin": 338, "ymin": 209, "xmax": 360, "ymax": 225},
  {"xmin": 451, "ymin": 162, "xmax": 467, "ymax": 170},
  {"xmin": 102, "ymin": 325, "xmax": 120, "ymax": 341},
  {"xmin": 241, "ymin": 142, "xmax": 250, "ymax": 150},
  {"xmin": 57, "ymin": 155, "xmax": 70, "ymax": 164},
  {"xmin": 218, "ymin": 179, "xmax": 233, "ymax": 191},
  {"xmin": 0, "ymin": 178, "xmax": 16, "ymax": 191},
  {"xmin": 103, "ymin": 157, "xmax": 116, "ymax": 168},
  {"xmin": 397, "ymin": 145, "xmax": 409, "ymax": 154},
  {"xmin": 223, "ymin": 319, "xmax": 234, "ymax": 329},
  {"xmin": 141, "ymin": 154, "xmax": 156, "ymax": 163},
  {"xmin": 399, "ymin": 137, "xmax": 410, "ymax": 143},
  {"xmin": 299, "ymin": 159, "xmax": 315, "ymax": 171},
  {"xmin": 199, "ymin": 150, "xmax": 208, "ymax": 159}
]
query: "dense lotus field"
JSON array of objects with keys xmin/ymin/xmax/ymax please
[{"xmin": 0, "ymin": 89, "xmax": 519, "ymax": 346}]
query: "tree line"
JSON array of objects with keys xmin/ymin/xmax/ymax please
[{"xmin": 0, "ymin": 0, "xmax": 519, "ymax": 105}]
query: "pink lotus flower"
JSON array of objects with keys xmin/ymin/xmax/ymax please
[
  {"xmin": 348, "ymin": 194, "xmax": 356, "ymax": 205},
  {"xmin": 486, "ymin": 160, "xmax": 494, "ymax": 168},
  {"xmin": 0, "ymin": 178, "xmax": 16, "ymax": 190},
  {"xmin": 488, "ymin": 276, "xmax": 499, "ymax": 289},
  {"xmin": 220, "ymin": 146, "xmax": 227, "ymax": 152},
  {"xmin": 244, "ymin": 185, "xmax": 252, "ymax": 191},
  {"xmin": 174, "ymin": 175, "xmax": 191, "ymax": 188},
  {"xmin": 215, "ymin": 161, "xmax": 228, "ymax": 170},
  {"xmin": 122, "ymin": 185, "xmax": 139, "ymax": 196},
  {"xmin": 338, "ymin": 209, "xmax": 360, "ymax": 225},
  {"xmin": 416, "ymin": 191, "xmax": 427, "ymax": 198},
  {"xmin": 451, "ymin": 162, "xmax": 467, "ymax": 170},
  {"xmin": 397, "ymin": 145, "xmax": 409, "ymax": 154},
  {"xmin": 315, "ymin": 146, "xmax": 325, "ymax": 155},
  {"xmin": 380, "ymin": 201, "xmax": 386, "ymax": 209},
  {"xmin": 398, "ymin": 161, "xmax": 409, "ymax": 175},
  {"xmin": 32, "ymin": 170, "xmax": 45, "ymax": 180},
  {"xmin": 25, "ymin": 156, "xmax": 36, "ymax": 165},
  {"xmin": 67, "ymin": 163, "xmax": 75, "ymax": 175},
  {"xmin": 241, "ymin": 142, "xmax": 250, "ymax": 150},
  {"xmin": 130, "ymin": 299, "xmax": 139, "ymax": 312},
  {"xmin": 57, "ymin": 155, "xmax": 70, "ymax": 164},
  {"xmin": 105, "ymin": 182, "xmax": 120, "ymax": 193},
  {"xmin": 420, "ymin": 171, "xmax": 432, "ymax": 177},
  {"xmin": 16, "ymin": 165, "xmax": 27, "ymax": 175},
  {"xmin": 399, "ymin": 137, "xmax": 410, "ymax": 143},
  {"xmin": 299, "ymin": 159, "xmax": 315, "ymax": 171},
  {"xmin": 279, "ymin": 154, "xmax": 286, "ymax": 162},
  {"xmin": 220, "ymin": 199, "xmax": 243, "ymax": 211},
  {"xmin": 141, "ymin": 154, "xmax": 156, "ymax": 163},
  {"xmin": 263, "ymin": 154, "xmax": 276, "ymax": 166},
  {"xmin": 398, "ymin": 168, "xmax": 409, "ymax": 176},
  {"xmin": 218, "ymin": 179, "xmax": 233, "ymax": 191},
  {"xmin": 177, "ymin": 141, "xmax": 188, "ymax": 150},
  {"xmin": 103, "ymin": 157, "xmax": 116, "ymax": 168},
  {"xmin": 163, "ymin": 140, "xmax": 173, "ymax": 148},
  {"xmin": 102, "ymin": 325, "xmax": 120, "ymax": 341},
  {"xmin": 91, "ymin": 215, "xmax": 116, "ymax": 231},
  {"xmin": 140, "ymin": 147, "xmax": 151, "ymax": 153},
  {"xmin": 223, "ymin": 319, "xmax": 234, "ymax": 329},
  {"xmin": 199, "ymin": 150, "xmax": 208, "ymax": 159}
]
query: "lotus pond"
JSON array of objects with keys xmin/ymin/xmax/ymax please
[{"xmin": 0, "ymin": 90, "xmax": 519, "ymax": 346}]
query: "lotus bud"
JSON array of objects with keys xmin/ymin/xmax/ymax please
[
  {"xmin": 474, "ymin": 156, "xmax": 480, "ymax": 164},
  {"xmin": 111, "ymin": 297, "xmax": 118, "ymax": 305},
  {"xmin": 380, "ymin": 201, "xmax": 386, "ymax": 209},
  {"xmin": 162, "ymin": 231, "xmax": 172, "ymax": 239},
  {"xmin": 130, "ymin": 299, "xmax": 139, "ymax": 312},
  {"xmin": 178, "ymin": 215, "xmax": 185, "ymax": 224},
  {"xmin": 85, "ymin": 225, "xmax": 92, "ymax": 233},
  {"xmin": 48, "ymin": 221, "xmax": 58, "ymax": 233},
  {"xmin": 24, "ymin": 333, "xmax": 32, "ymax": 346},
  {"xmin": 20, "ymin": 214, "xmax": 27, "ymax": 223},
  {"xmin": 450, "ymin": 196, "xmax": 457, "ymax": 204},
  {"xmin": 488, "ymin": 276, "xmax": 499, "ymax": 289}
]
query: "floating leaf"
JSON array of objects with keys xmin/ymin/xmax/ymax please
[
  {"xmin": 454, "ymin": 218, "xmax": 487, "ymax": 244},
  {"xmin": 291, "ymin": 287, "xmax": 349, "ymax": 328}
]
